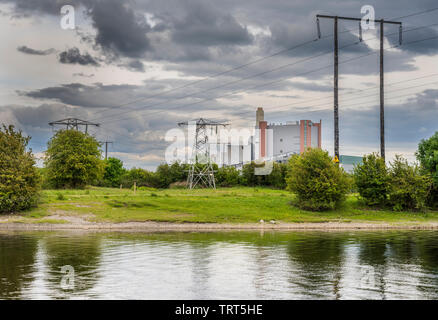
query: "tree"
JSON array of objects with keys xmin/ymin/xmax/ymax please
[
  {"xmin": 353, "ymin": 153, "xmax": 390, "ymax": 206},
  {"xmin": 0, "ymin": 125, "xmax": 41, "ymax": 213},
  {"xmin": 103, "ymin": 157, "xmax": 125, "ymax": 187},
  {"xmin": 286, "ymin": 148, "xmax": 350, "ymax": 211},
  {"xmin": 44, "ymin": 130, "xmax": 103, "ymax": 189},
  {"xmin": 417, "ymin": 132, "xmax": 438, "ymax": 183},
  {"xmin": 387, "ymin": 155, "xmax": 432, "ymax": 212},
  {"xmin": 416, "ymin": 132, "xmax": 438, "ymax": 206}
]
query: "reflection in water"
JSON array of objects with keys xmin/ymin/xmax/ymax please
[
  {"xmin": 43, "ymin": 234, "xmax": 102, "ymax": 299},
  {"xmin": 0, "ymin": 234, "xmax": 37, "ymax": 299},
  {"xmin": 286, "ymin": 234, "xmax": 346, "ymax": 299},
  {"xmin": 1, "ymin": 230, "xmax": 438, "ymax": 299}
]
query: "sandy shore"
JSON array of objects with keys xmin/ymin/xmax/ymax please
[{"xmin": 1, "ymin": 220, "xmax": 438, "ymax": 232}]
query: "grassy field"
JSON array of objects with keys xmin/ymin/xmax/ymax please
[{"xmin": 3, "ymin": 187, "xmax": 438, "ymax": 225}]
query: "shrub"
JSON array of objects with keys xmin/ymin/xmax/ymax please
[
  {"xmin": 216, "ymin": 166, "xmax": 240, "ymax": 187},
  {"xmin": 0, "ymin": 125, "xmax": 41, "ymax": 213},
  {"xmin": 416, "ymin": 132, "xmax": 438, "ymax": 206},
  {"xmin": 44, "ymin": 130, "xmax": 104, "ymax": 189},
  {"xmin": 56, "ymin": 193, "xmax": 65, "ymax": 201},
  {"xmin": 353, "ymin": 153, "xmax": 390, "ymax": 206},
  {"xmin": 121, "ymin": 168, "xmax": 156, "ymax": 188},
  {"xmin": 266, "ymin": 162, "xmax": 288, "ymax": 189},
  {"xmin": 387, "ymin": 155, "xmax": 432, "ymax": 212},
  {"xmin": 239, "ymin": 161, "xmax": 289, "ymax": 189},
  {"xmin": 286, "ymin": 148, "xmax": 350, "ymax": 211}
]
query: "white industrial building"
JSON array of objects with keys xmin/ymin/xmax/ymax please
[{"xmin": 217, "ymin": 107, "xmax": 322, "ymax": 167}]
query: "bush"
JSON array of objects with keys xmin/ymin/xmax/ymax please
[
  {"xmin": 286, "ymin": 148, "xmax": 350, "ymax": 211},
  {"xmin": 0, "ymin": 125, "xmax": 41, "ymax": 213},
  {"xmin": 266, "ymin": 162, "xmax": 288, "ymax": 189},
  {"xmin": 416, "ymin": 132, "xmax": 438, "ymax": 206},
  {"xmin": 44, "ymin": 130, "xmax": 104, "ymax": 189},
  {"xmin": 240, "ymin": 161, "xmax": 288, "ymax": 188},
  {"xmin": 387, "ymin": 155, "xmax": 432, "ymax": 212},
  {"xmin": 353, "ymin": 153, "xmax": 390, "ymax": 206},
  {"xmin": 216, "ymin": 166, "xmax": 240, "ymax": 187},
  {"xmin": 121, "ymin": 168, "xmax": 156, "ymax": 188}
]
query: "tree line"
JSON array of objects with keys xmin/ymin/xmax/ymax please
[{"xmin": 1, "ymin": 125, "xmax": 438, "ymax": 213}]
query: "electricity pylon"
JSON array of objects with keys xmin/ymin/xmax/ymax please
[
  {"xmin": 178, "ymin": 118, "xmax": 228, "ymax": 189},
  {"xmin": 49, "ymin": 118, "xmax": 100, "ymax": 134}
]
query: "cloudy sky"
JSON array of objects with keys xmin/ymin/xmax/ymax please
[{"xmin": 1, "ymin": 0, "xmax": 437, "ymax": 169}]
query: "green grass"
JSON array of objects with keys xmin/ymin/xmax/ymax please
[{"xmin": 10, "ymin": 187, "xmax": 438, "ymax": 224}]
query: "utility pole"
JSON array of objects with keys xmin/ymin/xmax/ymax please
[
  {"xmin": 316, "ymin": 15, "xmax": 402, "ymax": 161},
  {"xmin": 334, "ymin": 16, "xmax": 339, "ymax": 160},
  {"xmin": 380, "ymin": 20, "xmax": 385, "ymax": 161},
  {"xmin": 100, "ymin": 141, "xmax": 113, "ymax": 160}
]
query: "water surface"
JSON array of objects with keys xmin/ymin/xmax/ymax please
[{"xmin": 1, "ymin": 230, "xmax": 438, "ymax": 299}]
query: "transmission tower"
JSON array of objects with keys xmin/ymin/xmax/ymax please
[
  {"xmin": 178, "ymin": 118, "xmax": 228, "ymax": 189},
  {"xmin": 49, "ymin": 118, "xmax": 100, "ymax": 133}
]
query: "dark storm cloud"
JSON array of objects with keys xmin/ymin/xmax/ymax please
[
  {"xmin": 88, "ymin": 0, "xmax": 152, "ymax": 58},
  {"xmin": 124, "ymin": 60, "xmax": 145, "ymax": 72},
  {"xmin": 59, "ymin": 47, "xmax": 100, "ymax": 66},
  {"xmin": 169, "ymin": 0, "xmax": 253, "ymax": 46},
  {"xmin": 20, "ymin": 83, "xmax": 144, "ymax": 109},
  {"xmin": 17, "ymin": 45, "xmax": 55, "ymax": 55}
]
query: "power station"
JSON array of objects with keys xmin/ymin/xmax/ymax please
[{"xmin": 218, "ymin": 107, "xmax": 322, "ymax": 168}]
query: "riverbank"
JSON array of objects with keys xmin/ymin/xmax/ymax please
[
  {"xmin": 1, "ymin": 220, "xmax": 438, "ymax": 231},
  {"xmin": 1, "ymin": 187, "xmax": 438, "ymax": 230}
]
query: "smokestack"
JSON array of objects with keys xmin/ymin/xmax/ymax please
[{"xmin": 256, "ymin": 107, "xmax": 264, "ymax": 128}]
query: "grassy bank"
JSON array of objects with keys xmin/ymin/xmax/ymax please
[{"xmin": 2, "ymin": 187, "xmax": 438, "ymax": 225}]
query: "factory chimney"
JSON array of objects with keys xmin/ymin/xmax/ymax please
[{"xmin": 256, "ymin": 107, "xmax": 264, "ymax": 128}]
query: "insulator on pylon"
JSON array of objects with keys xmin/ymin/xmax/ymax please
[
  {"xmin": 399, "ymin": 25, "xmax": 403, "ymax": 45},
  {"xmin": 316, "ymin": 18, "xmax": 321, "ymax": 39}
]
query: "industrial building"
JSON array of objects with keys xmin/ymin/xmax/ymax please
[{"xmin": 220, "ymin": 107, "xmax": 322, "ymax": 167}]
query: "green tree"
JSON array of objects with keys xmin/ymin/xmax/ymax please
[
  {"xmin": 44, "ymin": 130, "xmax": 103, "ymax": 189},
  {"xmin": 416, "ymin": 132, "xmax": 438, "ymax": 206},
  {"xmin": 286, "ymin": 148, "xmax": 350, "ymax": 211},
  {"xmin": 0, "ymin": 125, "xmax": 41, "ymax": 213},
  {"xmin": 387, "ymin": 155, "xmax": 432, "ymax": 212},
  {"xmin": 353, "ymin": 153, "xmax": 390, "ymax": 206},
  {"xmin": 103, "ymin": 157, "xmax": 125, "ymax": 187}
]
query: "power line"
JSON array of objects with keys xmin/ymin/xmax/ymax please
[
  {"xmin": 89, "ymin": 7, "xmax": 438, "ymax": 122},
  {"xmin": 100, "ymin": 34, "xmax": 438, "ymax": 127},
  {"xmin": 95, "ymin": 19, "xmax": 438, "ymax": 126}
]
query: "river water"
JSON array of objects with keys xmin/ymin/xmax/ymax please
[{"xmin": 1, "ymin": 230, "xmax": 438, "ymax": 299}]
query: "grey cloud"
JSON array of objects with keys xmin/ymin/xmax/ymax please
[
  {"xmin": 59, "ymin": 47, "xmax": 100, "ymax": 66},
  {"xmin": 124, "ymin": 60, "xmax": 145, "ymax": 72},
  {"xmin": 89, "ymin": 0, "xmax": 152, "ymax": 58},
  {"xmin": 17, "ymin": 45, "xmax": 55, "ymax": 55},
  {"xmin": 170, "ymin": 1, "xmax": 253, "ymax": 46}
]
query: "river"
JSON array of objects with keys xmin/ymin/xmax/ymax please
[{"xmin": 1, "ymin": 230, "xmax": 438, "ymax": 299}]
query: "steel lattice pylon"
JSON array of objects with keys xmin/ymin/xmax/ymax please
[
  {"xmin": 178, "ymin": 118, "xmax": 228, "ymax": 189},
  {"xmin": 48, "ymin": 118, "xmax": 100, "ymax": 133}
]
